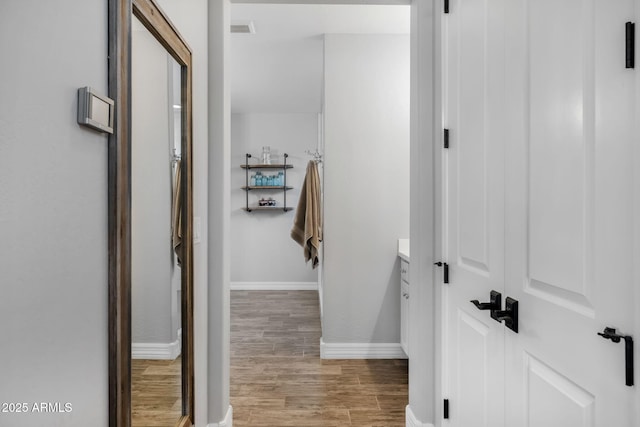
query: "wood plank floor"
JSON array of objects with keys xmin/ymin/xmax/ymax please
[
  {"xmin": 131, "ymin": 356, "xmax": 182, "ymax": 426},
  {"xmin": 231, "ymin": 290, "xmax": 408, "ymax": 426}
]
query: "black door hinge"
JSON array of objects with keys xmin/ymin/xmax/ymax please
[
  {"xmin": 444, "ymin": 0, "xmax": 450, "ymax": 14},
  {"xmin": 443, "ymin": 399, "xmax": 450, "ymax": 419},
  {"xmin": 444, "ymin": 128, "xmax": 450, "ymax": 148},
  {"xmin": 434, "ymin": 262, "xmax": 449, "ymax": 284},
  {"xmin": 626, "ymin": 22, "xmax": 635, "ymax": 69}
]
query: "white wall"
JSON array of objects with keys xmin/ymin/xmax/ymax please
[
  {"xmin": 408, "ymin": 0, "xmax": 439, "ymax": 424},
  {"xmin": 131, "ymin": 24, "xmax": 175, "ymax": 346},
  {"xmin": 0, "ymin": 1, "xmax": 108, "ymax": 425},
  {"xmin": 230, "ymin": 113, "xmax": 319, "ymax": 287},
  {"xmin": 207, "ymin": 0, "xmax": 232, "ymax": 424},
  {"xmin": 322, "ymin": 34, "xmax": 410, "ymax": 345}
]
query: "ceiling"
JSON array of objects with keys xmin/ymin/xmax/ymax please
[{"xmin": 230, "ymin": 3, "xmax": 410, "ymax": 114}]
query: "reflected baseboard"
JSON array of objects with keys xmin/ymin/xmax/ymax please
[
  {"xmin": 207, "ymin": 405, "xmax": 232, "ymax": 427},
  {"xmin": 230, "ymin": 281, "xmax": 318, "ymax": 291},
  {"xmin": 132, "ymin": 331, "xmax": 181, "ymax": 360},
  {"xmin": 406, "ymin": 405, "xmax": 434, "ymax": 427}
]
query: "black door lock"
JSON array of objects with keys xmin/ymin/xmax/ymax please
[
  {"xmin": 470, "ymin": 292, "xmax": 518, "ymax": 333},
  {"xmin": 494, "ymin": 297, "xmax": 519, "ymax": 333},
  {"xmin": 598, "ymin": 327, "xmax": 634, "ymax": 387},
  {"xmin": 470, "ymin": 291, "xmax": 502, "ymax": 321}
]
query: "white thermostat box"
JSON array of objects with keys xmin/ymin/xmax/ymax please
[{"xmin": 77, "ymin": 86, "xmax": 114, "ymax": 134}]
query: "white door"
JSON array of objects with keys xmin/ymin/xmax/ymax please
[
  {"xmin": 503, "ymin": 0, "xmax": 638, "ymax": 426},
  {"xmin": 443, "ymin": 0, "xmax": 638, "ymax": 425},
  {"xmin": 443, "ymin": 0, "xmax": 506, "ymax": 425}
]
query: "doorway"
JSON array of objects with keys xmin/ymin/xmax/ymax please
[{"xmin": 229, "ymin": 2, "xmax": 412, "ymax": 425}]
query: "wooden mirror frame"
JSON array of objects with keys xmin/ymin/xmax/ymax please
[{"xmin": 108, "ymin": 0, "xmax": 194, "ymax": 426}]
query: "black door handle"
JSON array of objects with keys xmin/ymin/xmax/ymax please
[
  {"xmin": 598, "ymin": 327, "xmax": 634, "ymax": 386},
  {"xmin": 470, "ymin": 291, "xmax": 502, "ymax": 321},
  {"xmin": 494, "ymin": 297, "xmax": 518, "ymax": 333}
]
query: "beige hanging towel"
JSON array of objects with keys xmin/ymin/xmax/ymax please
[
  {"xmin": 172, "ymin": 159, "xmax": 183, "ymax": 266},
  {"xmin": 291, "ymin": 160, "xmax": 322, "ymax": 268}
]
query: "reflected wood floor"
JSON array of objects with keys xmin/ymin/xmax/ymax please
[
  {"xmin": 131, "ymin": 356, "xmax": 182, "ymax": 426},
  {"xmin": 231, "ymin": 290, "xmax": 408, "ymax": 426}
]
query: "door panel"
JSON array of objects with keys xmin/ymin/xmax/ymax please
[
  {"xmin": 455, "ymin": 311, "xmax": 492, "ymax": 427},
  {"xmin": 527, "ymin": 0, "xmax": 596, "ymax": 316},
  {"xmin": 457, "ymin": 0, "xmax": 490, "ymax": 273},
  {"xmin": 504, "ymin": 0, "xmax": 637, "ymax": 426},
  {"xmin": 525, "ymin": 354, "xmax": 596, "ymax": 427},
  {"xmin": 443, "ymin": 0, "xmax": 505, "ymax": 425}
]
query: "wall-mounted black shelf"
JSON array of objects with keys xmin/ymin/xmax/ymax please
[
  {"xmin": 241, "ymin": 164, "xmax": 294, "ymax": 170},
  {"xmin": 242, "ymin": 153, "xmax": 293, "ymax": 212},
  {"xmin": 241, "ymin": 186, "xmax": 293, "ymax": 191},
  {"xmin": 243, "ymin": 206, "xmax": 294, "ymax": 212}
]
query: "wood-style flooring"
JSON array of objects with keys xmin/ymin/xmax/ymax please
[
  {"xmin": 231, "ymin": 290, "xmax": 408, "ymax": 426},
  {"xmin": 131, "ymin": 356, "xmax": 182, "ymax": 426}
]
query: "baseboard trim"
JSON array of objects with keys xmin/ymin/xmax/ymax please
[
  {"xmin": 320, "ymin": 338, "xmax": 407, "ymax": 359},
  {"xmin": 132, "ymin": 330, "xmax": 181, "ymax": 360},
  {"xmin": 406, "ymin": 405, "xmax": 434, "ymax": 427},
  {"xmin": 230, "ymin": 281, "xmax": 318, "ymax": 291},
  {"xmin": 207, "ymin": 405, "xmax": 233, "ymax": 427}
]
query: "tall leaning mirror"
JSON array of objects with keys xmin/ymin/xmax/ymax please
[{"xmin": 108, "ymin": 0, "xmax": 194, "ymax": 426}]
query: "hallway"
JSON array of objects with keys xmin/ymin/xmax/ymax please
[{"xmin": 230, "ymin": 290, "xmax": 408, "ymax": 426}]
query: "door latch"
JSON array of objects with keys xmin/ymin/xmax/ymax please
[
  {"xmin": 494, "ymin": 297, "xmax": 519, "ymax": 333},
  {"xmin": 626, "ymin": 22, "xmax": 635, "ymax": 69},
  {"xmin": 470, "ymin": 290, "xmax": 502, "ymax": 321},
  {"xmin": 598, "ymin": 327, "xmax": 634, "ymax": 386},
  {"xmin": 434, "ymin": 262, "xmax": 449, "ymax": 284}
]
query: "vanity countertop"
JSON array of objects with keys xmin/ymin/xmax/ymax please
[{"xmin": 398, "ymin": 239, "xmax": 410, "ymax": 262}]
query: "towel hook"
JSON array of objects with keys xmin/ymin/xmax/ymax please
[{"xmin": 305, "ymin": 149, "xmax": 323, "ymax": 163}]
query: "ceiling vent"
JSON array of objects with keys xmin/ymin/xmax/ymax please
[{"xmin": 230, "ymin": 21, "xmax": 256, "ymax": 34}]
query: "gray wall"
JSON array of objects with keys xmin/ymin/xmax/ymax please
[
  {"xmin": 230, "ymin": 113, "xmax": 319, "ymax": 286},
  {"xmin": 0, "ymin": 1, "xmax": 108, "ymax": 425},
  {"xmin": 207, "ymin": 0, "xmax": 232, "ymax": 423},
  {"xmin": 131, "ymin": 23, "xmax": 175, "ymax": 345},
  {"xmin": 322, "ymin": 34, "xmax": 410, "ymax": 344}
]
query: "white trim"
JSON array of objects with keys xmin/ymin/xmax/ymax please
[
  {"xmin": 406, "ymin": 405, "xmax": 434, "ymax": 427},
  {"xmin": 132, "ymin": 330, "xmax": 181, "ymax": 360},
  {"xmin": 320, "ymin": 338, "xmax": 407, "ymax": 359},
  {"xmin": 207, "ymin": 405, "xmax": 233, "ymax": 427},
  {"xmin": 230, "ymin": 281, "xmax": 318, "ymax": 291}
]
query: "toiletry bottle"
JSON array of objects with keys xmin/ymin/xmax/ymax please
[{"xmin": 262, "ymin": 146, "xmax": 271, "ymax": 164}]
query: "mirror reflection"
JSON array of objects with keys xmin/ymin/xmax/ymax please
[{"xmin": 131, "ymin": 14, "xmax": 183, "ymax": 426}]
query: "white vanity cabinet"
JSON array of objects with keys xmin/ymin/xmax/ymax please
[{"xmin": 400, "ymin": 258, "xmax": 410, "ymax": 357}]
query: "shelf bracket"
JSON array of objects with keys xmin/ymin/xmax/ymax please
[
  {"xmin": 245, "ymin": 154, "xmax": 251, "ymax": 211},
  {"xmin": 283, "ymin": 153, "xmax": 288, "ymax": 210}
]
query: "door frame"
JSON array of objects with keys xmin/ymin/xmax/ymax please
[{"xmin": 108, "ymin": 0, "xmax": 194, "ymax": 425}]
